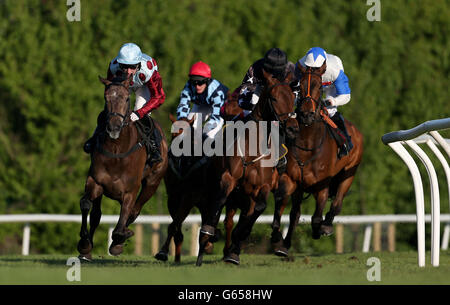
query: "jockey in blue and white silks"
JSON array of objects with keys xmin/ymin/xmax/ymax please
[
  {"xmin": 296, "ymin": 47, "xmax": 353, "ymax": 157},
  {"xmin": 176, "ymin": 61, "xmax": 228, "ymax": 140}
]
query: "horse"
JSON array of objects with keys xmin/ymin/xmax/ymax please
[
  {"xmin": 77, "ymin": 75, "xmax": 168, "ymax": 260},
  {"xmin": 270, "ymin": 64, "xmax": 364, "ymax": 256},
  {"xmin": 196, "ymin": 70, "xmax": 298, "ymax": 266},
  {"xmin": 154, "ymin": 114, "xmax": 221, "ymax": 262}
]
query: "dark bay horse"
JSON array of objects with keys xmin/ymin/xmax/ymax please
[
  {"xmin": 270, "ymin": 64, "xmax": 363, "ymax": 256},
  {"xmin": 77, "ymin": 76, "xmax": 168, "ymax": 260},
  {"xmin": 155, "ymin": 114, "xmax": 220, "ymax": 262},
  {"xmin": 196, "ymin": 70, "xmax": 298, "ymax": 266}
]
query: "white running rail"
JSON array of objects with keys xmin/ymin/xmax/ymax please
[
  {"xmin": 382, "ymin": 118, "xmax": 450, "ymax": 267},
  {"xmin": 1, "ymin": 213, "xmax": 450, "ymax": 257}
]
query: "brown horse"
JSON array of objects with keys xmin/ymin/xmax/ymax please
[
  {"xmin": 196, "ymin": 70, "xmax": 298, "ymax": 266},
  {"xmin": 77, "ymin": 76, "xmax": 168, "ymax": 260},
  {"xmin": 155, "ymin": 114, "xmax": 221, "ymax": 262},
  {"xmin": 270, "ymin": 64, "xmax": 363, "ymax": 256}
]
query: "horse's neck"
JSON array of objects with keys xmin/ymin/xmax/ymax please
[{"xmin": 296, "ymin": 120, "xmax": 326, "ymax": 148}]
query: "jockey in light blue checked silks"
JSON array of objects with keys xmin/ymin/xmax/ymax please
[
  {"xmin": 296, "ymin": 47, "xmax": 353, "ymax": 158},
  {"xmin": 176, "ymin": 61, "xmax": 228, "ymax": 142}
]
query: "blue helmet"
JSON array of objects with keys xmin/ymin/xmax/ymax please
[
  {"xmin": 304, "ymin": 47, "xmax": 327, "ymax": 68},
  {"xmin": 117, "ymin": 43, "xmax": 142, "ymax": 65}
]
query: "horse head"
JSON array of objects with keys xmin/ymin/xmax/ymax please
[
  {"xmin": 220, "ymin": 91, "xmax": 242, "ymax": 120},
  {"xmin": 259, "ymin": 69, "xmax": 299, "ymax": 140},
  {"xmin": 99, "ymin": 75, "xmax": 132, "ymax": 139},
  {"xmin": 296, "ymin": 64, "xmax": 326, "ymax": 126},
  {"xmin": 169, "ymin": 113, "xmax": 196, "ymax": 140}
]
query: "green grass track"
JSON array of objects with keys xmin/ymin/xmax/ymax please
[{"xmin": 0, "ymin": 252, "xmax": 449, "ymax": 285}]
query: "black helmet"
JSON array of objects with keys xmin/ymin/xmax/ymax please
[{"xmin": 263, "ymin": 48, "xmax": 287, "ymax": 75}]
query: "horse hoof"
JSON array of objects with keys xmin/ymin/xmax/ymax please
[
  {"xmin": 274, "ymin": 247, "xmax": 289, "ymax": 257},
  {"xmin": 204, "ymin": 242, "xmax": 214, "ymax": 254},
  {"xmin": 223, "ymin": 253, "xmax": 240, "ymax": 265},
  {"xmin": 78, "ymin": 253, "xmax": 92, "ymax": 262},
  {"xmin": 109, "ymin": 243, "xmax": 123, "ymax": 256},
  {"xmin": 312, "ymin": 231, "xmax": 321, "ymax": 240},
  {"xmin": 320, "ymin": 224, "xmax": 334, "ymax": 236},
  {"xmin": 154, "ymin": 251, "xmax": 168, "ymax": 262},
  {"xmin": 196, "ymin": 255, "xmax": 204, "ymax": 267},
  {"xmin": 77, "ymin": 239, "xmax": 93, "ymax": 254}
]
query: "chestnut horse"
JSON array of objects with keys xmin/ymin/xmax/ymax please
[
  {"xmin": 155, "ymin": 114, "xmax": 221, "ymax": 262},
  {"xmin": 196, "ymin": 70, "xmax": 298, "ymax": 266},
  {"xmin": 77, "ymin": 76, "xmax": 168, "ymax": 260},
  {"xmin": 270, "ymin": 64, "xmax": 363, "ymax": 256}
]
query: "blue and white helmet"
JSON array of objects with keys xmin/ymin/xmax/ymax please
[
  {"xmin": 117, "ymin": 43, "xmax": 142, "ymax": 65},
  {"xmin": 304, "ymin": 47, "xmax": 327, "ymax": 68}
]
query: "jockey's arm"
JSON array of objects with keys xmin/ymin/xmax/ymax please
[
  {"xmin": 135, "ymin": 70, "xmax": 166, "ymax": 118},
  {"xmin": 326, "ymin": 70, "xmax": 351, "ymax": 107},
  {"xmin": 204, "ymin": 89, "xmax": 226, "ymax": 139},
  {"xmin": 176, "ymin": 83, "xmax": 192, "ymax": 119}
]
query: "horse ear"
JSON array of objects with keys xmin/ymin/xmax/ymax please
[
  {"xmin": 263, "ymin": 69, "xmax": 275, "ymax": 85},
  {"xmin": 317, "ymin": 62, "xmax": 327, "ymax": 75},
  {"xmin": 122, "ymin": 74, "xmax": 133, "ymax": 89},
  {"xmin": 285, "ymin": 71, "xmax": 293, "ymax": 83},
  {"xmin": 99, "ymin": 76, "xmax": 112, "ymax": 86},
  {"xmin": 297, "ymin": 63, "xmax": 307, "ymax": 75},
  {"xmin": 169, "ymin": 113, "xmax": 177, "ymax": 123},
  {"xmin": 188, "ymin": 114, "xmax": 196, "ymax": 125}
]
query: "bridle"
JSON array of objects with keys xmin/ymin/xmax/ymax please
[
  {"xmin": 297, "ymin": 68, "xmax": 324, "ymax": 124},
  {"xmin": 265, "ymin": 81, "xmax": 297, "ymax": 126},
  {"xmin": 104, "ymin": 82, "xmax": 131, "ymax": 131}
]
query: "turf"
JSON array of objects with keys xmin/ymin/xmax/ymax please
[{"xmin": 0, "ymin": 251, "xmax": 449, "ymax": 285}]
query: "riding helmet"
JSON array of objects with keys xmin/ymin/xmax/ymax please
[
  {"xmin": 263, "ymin": 48, "xmax": 288, "ymax": 75},
  {"xmin": 304, "ymin": 47, "xmax": 327, "ymax": 68},
  {"xmin": 117, "ymin": 43, "xmax": 142, "ymax": 65},
  {"xmin": 189, "ymin": 61, "xmax": 211, "ymax": 80}
]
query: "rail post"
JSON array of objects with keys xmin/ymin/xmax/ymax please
[{"xmin": 382, "ymin": 117, "xmax": 450, "ymax": 267}]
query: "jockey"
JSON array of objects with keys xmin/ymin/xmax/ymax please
[
  {"xmin": 235, "ymin": 47, "xmax": 296, "ymax": 113},
  {"xmin": 176, "ymin": 61, "xmax": 228, "ymax": 144},
  {"xmin": 227, "ymin": 48, "xmax": 297, "ymax": 173},
  {"xmin": 296, "ymin": 47, "xmax": 353, "ymax": 158},
  {"xmin": 84, "ymin": 42, "xmax": 166, "ymax": 163}
]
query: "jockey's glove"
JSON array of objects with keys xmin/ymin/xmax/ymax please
[{"xmin": 130, "ymin": 111, "xmax": 140, "ymax": 122}]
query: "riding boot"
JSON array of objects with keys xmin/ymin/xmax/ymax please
[
  {"xmin": 148, "ymin": 137, "xmax": 162, "ymax": 163},
  {"xmin": 83, "ymin": 110, "xmax": 107, "ymax": 154},
  {"xmin": 331, "ymin": 112, "xmax": 353, "ymax": 158}
]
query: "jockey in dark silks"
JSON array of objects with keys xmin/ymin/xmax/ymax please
[{"xmin": 227, "ymin": 48, "xmax": 299, "ymax": 172}]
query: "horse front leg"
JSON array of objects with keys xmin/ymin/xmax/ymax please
[
  {"xmin": 224, "ymin": 184, "xmax": 270, "ymax": 265},
  {"xmin": 271, "ymin": 173, "xmax": 296, "ymax": 256},
  {"xmin": 311, "ymin": 188, "xmax": 329, "ymax": 239},
  {"xmin": 281, "ymin": 188, "xmax": 303, "ymax": 253},
  {"xmin": 196, "ymin": 171, "xmax": 236, "ymax": 266},
  {"xmin": 109, "ymin": 192, "xmax": 137, "ymax": 256},
  {"xmin": 78, "ymin": 176, "xmax": 103, "ymax": 260}
]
